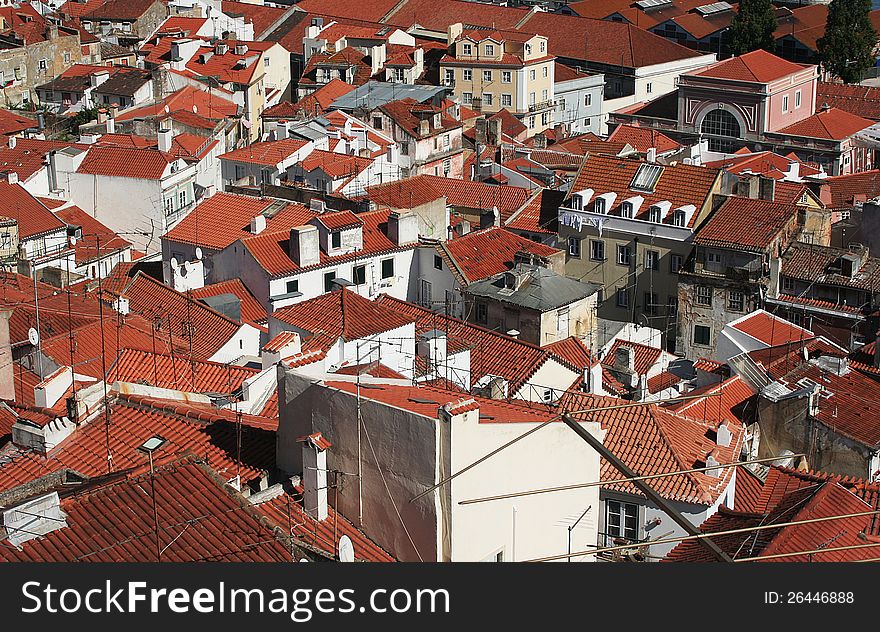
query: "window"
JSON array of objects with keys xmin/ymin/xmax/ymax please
[
  {"xmin": 795, "ymin": 90, "xmax": 802, "ymax": 109},
  {"xmin": 728, "ymin": 290, "xmax": 744, "ymax": 312},
  {"xmin": 501, "ymin": 93, "xmax": 512, "ymax": 107},
  {"xmin": 463, "ymin": 69, "xmax": 472, "ymax": 81},
  {"xmin": 164, "ymin": 197, "xmax": 173, "ymax": 216},
  {"xmin": 265, "ymin": 57, "xmax": 271, "ymax": 67},
  {"xmin": 645, "ymin": 250, "xmax": 659, "ymax": 271},
  {"xmin": 529, "ymin": 68, "xmax": 536, "ymax": 80},
  {"xmin": 324, "ymin": 271, "xmax": 337, "ymax": 292},
  {"xmin": 590, "ymin": 240, "xmax": 605, "ymax": 261},
  {"xmin": 353, "ymin": 265, "xmax": 366, "ymax": 285},
  {"xmin": 583, "ymin": 117, "xmax": 591, "ymax": 127},
  {"xmin": 701, "ymin": 108, "xmax": 741, "ymax": 152},
  {"xmin": 648, "ymin": 206, "xmax": 661, "ymax": 223},
  {"xmin": 443, "ymin": 158, "xmax": 451, "ymax": 174},
  {"xmin": 540, "ymin": 40, "xmax": 546, "ymax": 53},
  {"xmin": 542, "ymin": 388, "xmax": 553, "ymax": 403},
  {"xmin": 393, "ymin": 67, "xmax": 405, "ymax": 82},
  {"xmin": 485, "ymin": 44, "xmax": 494, "ymax": 56},
  {"xmin": 542, "ymin": 89, "xmax": 548, "ymax": 101},
  {"xmin": 693, "ymin": 325, "xmax": 711, "ymax": 346},
  {"xmin": 462, "ymin": 92, "xmax": 473, "ymax": 104},
  {"xmin": 630, "ymin": 163, "xmax": 663, "ymax": 193},
  {"xmin": 235, "ymin": 165, "xmax": 245, "ymax": 181},
  {"xmin": 568, "ymin": 236, "xmax": 581, "ymax": 258},
  {"xmin": 178, "ymin": 189, "xmax": 187, "ymax": 210},
  {"xmin": 434, "ymin": 255, "xmax": 443, "ymax": 270},
  {"xmin": 672, "ymin": 210, "xmax": 686, "ymax": 227},
  {"xmin": 542, "ymin": 66, "xmax": 548, "ymax": 78},
  {"xmin": 782, "ymin": 95, "xmax": 789, "ymax": 113},
  {"xmin": 707, "ymin": 251, "xmax": 722, "ymax": 265},
  {"xmin": 584, "ymin": 93, "xmax": 592, "ymax": 107},
  {"xmin": 616, "ymin": 244, "xmax": 631, "ymax": 266},
  {"xmin": 782, "ymin": 276, "xmax": 796, "ymax": 292},
  {"xmin": 483, "ymin": 70, "xmax": 492, "ymax": 82},
  {"xmin": 122, "ymin": 22, "xmax": 132, "ymax": 33},
  {"xmin": 476, "ymin": 301, "xmax": 488, "ymax": 324},
  {"xmin": 621, "ymin": 202, "xmax": 634, "ymax": 218},
  {"xmin": 502, "ymin": 71, "xmax": 511, "ymax": 83},
  {"xmin": 528, "ymin": 115, "xmax": 535, "ymax": 129},
  {"xmin": 462, "ymin": 43, "xmax": 472, "ymax": 55},
  {"xmin": 381, "ymin": 258, "xmax": 394, "ymax": 279},
  {"xmin": 644, "ymin": 292, "xmax": 658, "ymax": 316},
  {"xmin": 331, "ymin": 231, "xmax": 341, "ymax": 249},
  {"xmin": 616, "ymin": 288, "xmax": 630, "ymax": 308},
  {"xmin": 670, "ymin": 253, "xmax": 683, "ymax": 274},
  {"xmin": 646, "ymin": 82, "xmax": 652, "ymax": 94},
  {"xmin": 529, "ymin": 92, "xmax": 536, "ymax": 105},
  {"xmin": 286, "ymin": 280, "xmax": 299, "ymax": 294},
  {"xmin": 63, "ymin": 52, "xmax": 71, "ymax": 64},
  {"xmin": 372, "ymin": 116, "xmax": 383, "ymax": 129},
  {"xmin": 483, "ymin": 93, "xmax": 493, "ymax": 106},
  {"xmin": 696, "ymin": 285, "xmax": 712, "ymax": 306},
  {"xmin": 667, "ymin": 296, "xmax": 678, "ymax": 317},
  {"xmin": 444, "ymin": 69, "xmax": 454, "ymax": 85},
  {"xmin": 38, "ymin": 59, "xmax": 47, "ymax": 70},
  {"xmin": 594, "ymin": 197, "xmax": 606, "ymax": 214},
  {"xmin": 541, "ymin": 112, "xmax": 548, "ymax": 126}
]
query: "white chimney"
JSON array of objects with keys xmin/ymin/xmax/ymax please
[
  {"xmin": 300, "ymin": 432, "xmax": 331, "ymax": 521},
  {"xmin": 3, "ymin": 170, "xmax": 18, "ymax": 185},
  {"xmin": 250, "ymin": 214, "xmax": 266, "ymax": 234},
  {"xmin": 2, "ymin": 493, "xmax": 68, "ymax": 547},
  {"xmin": 585, "ymin": 360, "xmax": 604, "ymax": 395},
  {"xmin": 158, "ymin": 128, "xmax": 172, "ymax": 153},
  {"xmin": 705, "ymin": 450, "xmax": 721, "ymax": 477},
  {"xmin": 289, "ymin": 225, "xmax": 320, "ymax": 267},
  {"xmin": 0, "ymin": 309, "xmax": 13, "ymax": 401},
  {"xmin": 8, "ymin": 136, "xmax": 16, "ymax": 149},
  {"xmin": 646, "ymin": 147, "xmax": 657, "ymax": 163},
  {"xmin": 261, "ymin": 331, "xmax": 302, "ymax": 369},
  {"xmin": 34, "ymin": 366, "xmax": 73, "ymax": 409},
  {"xmin": 716, "ymin": 420, "xmax": 732, "ymax": 447},
  {"xmin": 106, "ymin": 116, "xmax": 115, "ymax": 134},
  {"xmin": 387, "ymin": 211, "xmax": 418, "ymax": 245},
  {"xmin": 89, "ymin": 70, "xmax": 109, "ymax": 88},
  {"xmin": 274, "ymin": 121, "xmax": 289, "ymax": 140}
]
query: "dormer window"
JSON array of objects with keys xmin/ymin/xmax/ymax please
[
  {"xmin": 331, "ymin": 231, "xmax": 341, "ymax": 249},
  {"xmin": 594, "ymin": 197, "xmax": 606, "ymax": 214},
  {"xmin": 485, "ymin": 44, "xmax": 494, "ymax": 56},
  {"xmin": 571, "ymin": 195, "xmax": 582, "ymax": 210},
  {"xmin": 525, "ymin": 43, "xmax": 531, "ymax": 55},
  {"xmin": 462, "ymin": 43, "xmax": 472, "ymax": 55},
  {"xmin": 649, "ymin": 206, "xmax": 661, "ymax": 222},
  {"xmin": 673, "ymin": 210, "xmax": 686, "ymax": 227},
  {"xmin": 621, "ymin": 202, "xmax": 633, "ymax": 218}
]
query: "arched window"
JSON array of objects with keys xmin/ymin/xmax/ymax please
[{"xmin": 700, "ymin": 109, "xmax": 741, "ymax": 152}]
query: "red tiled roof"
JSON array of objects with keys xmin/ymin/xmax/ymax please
[
  {"xmin": 0, "ymin": 138, "xmax": 86, "ymax": 181},
  {"xmin": 544, "ymin": 336, "xmax": 626, "ymax": 395},
  {"xmin": 704, "ymin": 151, "xmax": 824, "ymax": 181},
  {"xmin": 560, "ymin": 390, "xmax": 743, "ymax": 505},
  {"xmin": 220, "ymin": 138, "xmax": 310, "ymax": 166},
  {"xmin": 162, "ymin": 193, "xmax": 316, "ymax": 251},
  {"xmin": 647, "ymin": 370, "xmax": 680, "ymax": 394},
  {"xmin": 0, "ymin": 458, "xmax": 293, "ymax": 562},
  {"xmin": 817, "ymin": 82, "xmax": 880, "ymax": 121},
  {"xmin": 0, "ymin": 109, "xmax": 36, "ymax": 136},
  {"xmin": 335, "ymin": 360, "xmax": 406, "ymax": 379},
  {"xmin": 733, "ymin": 466, "xmax": 765, "ymax": 513},
  {"xmin": 607, "ymin": 124, "xmax": 681, "ymax": 154},
  {"xmin": 254, "ymin": 483, "xmax": 395, "ymax": 561},
  {"xmin": 242, "ymin": 208, "xmax": 411, "ymax": 278},
  {"xmin": 0, "ymin": 181, "xmax": 66, "ymax": 239},
  {"xmin": 781, "ymin": 242, "xmax": 880, "ymax": 292},
  {"xmin": 775, "ymin": 107, "xmax": 873, "ymax": 141},
  {"xmin": 376, "ymin": 295, "xmax": 581, "ymax": 393},
  {"xmin": 314, "ymin": 209, "xmax": 363, "ymax": 231},
  {"xmin": 77, "ymin": 145, "xmax": 174, "ymax": 179},
  {"xmin": 83, "ymin": 0, "xmax": 159, "ymax": 20},
  {"xmin": 439, "ymin": 226, "xmax": 560, "ymax": 284},
  {"xmin": 0, "ymin": 394, "xmax": 275, "ymax": 494},
  {"xmin": 264, "ymin": 79, "xmax": 355, "ymax": 119},
  {"xmin": 221, "ymin": 0, "xmax": 287, "ymax": 37},
  {"xmin": 115, "ymin": 86, "xmax": 238, "ymax": 123},
  {"xmin": 665, "ymin": 482, "xmax": 874, "ymax": 562},
  {"xmin": 296, "ymin": 0, "xmax": 402, "ymax": 22},
  {"xmin": 822, "ymin": 169, "xmax": 880, "ymax": 208},
  {"xmin": 121, "ymin": 272, "xmax": 244, "ymax": 359},
  {"xmin": 729, "ymin": 310, "xmax": 815, "ymax": 347},
  {"xmin": 504, "ymin": 189, "xmax": 561, "ymax": 235},
  {"xmin": 190, "ymin": 279, "xmax": 267, "ymax": 325},
  {"xmin": 272, "ymin": 288, "xmax": 413, "ymax": 343},
  {"xmin": 59, "ymin": 0, "xmax": 107, "ymax": 19},
  {"xmin": 569, "ymin": 155, "xmax": 721, "ymax": 228},
  {"xmin": 694, "ymin": 196, "xmax": 799, "ymax": 252},
  {"xmin": 605, "ymin": 339, "xmax": 662, "ymax": 375},
  {"xmin": 384, "ymin": 0, "xmax": 528, "ymax": 31},
  {"xmin": 378, "ymin": 98, "xmax": 462, "ymax": 139},
  {"xmin": 693, "ymin": 49, "xmax": 807, "ymax": 83},
  {"xmin": 299, "ymin": 149, "xmax": 374, "ymax": 178},
  {"xmin": 111, "ymin": 348, "xmax": 258, "ymax": 395},
  {"xmin": 299, "ymin": 46, "xmax": 373, "ymax": 87}
]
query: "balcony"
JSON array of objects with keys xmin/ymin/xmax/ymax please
[{"xmin": 527, "ymin": 99, "xmax": 557, "ymax": 112}]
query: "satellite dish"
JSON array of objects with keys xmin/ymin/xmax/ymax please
[
  {"xmin": 70, "ymin": 236, "xmax": 77, "ymax": 246},
  {"xmin": 170, "ymin": 257, "xmax": 178, "ymax": 269},
  {"xmin": 27, "ymin": 327, "xmax": 39, "ymax": 346},
  {"xmin": 299, "ymin": 558, "xmax": 310, "ymax": 563},
  {"xmin": 338, "ymin": 535, "xmax": 354, "ymax": 562},
  {"xmin": 195, "ymin": 247, "xmax": 203, "ymax": 260}
]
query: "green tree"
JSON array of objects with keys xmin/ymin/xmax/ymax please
[
  {"xmin": 728, "ymin": 0, "xmax": 778, "ymax": 56},
  {"xmin": 818, "ymin": 0, "xmax": 877, "ymax": 84}
]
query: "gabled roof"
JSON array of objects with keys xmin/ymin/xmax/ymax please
[
  {"xmin": 378, "ymin": 98, "xmax": 462, "ymax": 139},
  {"xmin": 0, "ymin": 393, "xmax": 275, "ymax": 494},
  {"xmin": 0, "ymin": 181, "xmax": 66, "ymax": 239},
  {"xmin": 219, "ymin": 138, "xmax": 310, "ymax": 166},
  {"xmin": 115, "ymin": 85, "xmax": 239, "ymax": 123},
  {"xmin": 775, "ymin": 107, "xmax": 874, "ymax": 141},
  {"xmin": 53, "ymin": 203, "xmax": 132, "ymax": 264},
  {"xmin": 0, "ymin": 458, "xmax": 292, "ymax": 562},
  {"xmin": 817, "ymin": 81, "xmax": 880, "ymax": 121},
  {"xmin": 694, "ymin": 196, "xmax": 799, "ymax": 252},
  {"xmin": 568, "ymin": 154, "xmax": 721, "ymax": 228},
  {"xmin": 607, "ymin": 124, "xmax": 681, "ymax": 154},
  {"xmin": 162, "ymin": 193, "xmax": 316, "ymax": 251},
  {"xmin": 111, "ymin": 348, "xmax": 258, "ymax": 395},
  {"xmin": 299, "ymin": 149, "xmax": 374, "ymax": 178},
  {"xmin": 605, "ymin": 339, "xmax": 663, "ymax": 375},
  {"xmin": 703, "ymin": 150, "xmax": 822, "ymax": 180},
  {"xmin": 271, "ymin": 288, "xmax": 413, "ymax": 344},
  {"xmin": 560, "ymin": 388, "xmax": 744, "ymax": 505},
  {"xmin": 190, "ymin": 279, "xmax": 267, "ymax": 325},
  {"xmin": 119, "ymin": 272, "xmax": 244, "ymax": 359},
  {"xmin": 0, "ymin": 138, "xmax": 85, "ymax": 181},
  {"xmin": 665, "ymin": 481, "xmax": 875, "ymax": 561},
  {"xmin": 728, "ymin": 309, "xmax": 815, "ymax": 348},
  {"xmin": 822, "ymin": 169, "xmax": 880, "ymax": 208},
  {"xmin": 439, "ymin": 227, "xmax": 560, "ymax": 285},
  {"xmin": 76, "ymin": 145, "xmax": 175, "ymax": 180},
  {"xmin": 263, "ymin": 79, "xmax": 355, "ymax": 119},
  {"xmin": 0, "ymin": 108, "xmax": 36, "ymax": 136},
  {"xmin": 781, "ymin": 242, "xmax": 880, "ymax": 293},
  {"xmin": 693, "ymin": 49, "xmax": 808, "ymax": 83},
  {"xmin": 82, "ymin": 0, "xmax": 159, "ymax": 21}
]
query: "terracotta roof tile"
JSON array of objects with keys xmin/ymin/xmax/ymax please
[
  {"xmin": 190, "ymin": 279, "xmax": 267, "ymax": 325},
  {"xmin": 729, "ymin": 310, "xmax": 815, "ymax": 347},
  {"xmin": 76, "ymin": 145, "xmax": 174, "ymax": 179},
  {"xmin": 440, "ymin": 226, "xmax": 560, "ymax": 284},
  {"xmin": 817, "ymin": 82, "xmax": 880, "ymax": 121},
  {"xmin": 694, "ymin": 49, "xmax": 807, "ymax": 83},
  {"xmin": 775, "ymin": 107, "xmax": 874, "ymax": 141},
  {"xmin": 0, "ymin": 181, "xmax": 66, "ymax": 239},
  {"xmin": 608, "ymin": 124, "xmax": 682, "ymax": 154},
  {"xmin": 53, "ymin": 203, "xmax": 131, "ymax": 265},
  {"xmin": 220, "ymin": 138, "xmax": 310, "ymax": 166},
  {"xmin": 605, "ymin": 339, "xmax": 663, "ymax": 375},
  {"xmin": 694, "ymin": 196, "xmax": 799, "ymax": 252}
]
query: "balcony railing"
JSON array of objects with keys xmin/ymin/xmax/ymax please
[{"xmin": 528, "ymin": 98, "xmax": 557, "ymax": 112}]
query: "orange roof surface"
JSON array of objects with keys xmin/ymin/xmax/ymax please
[
  {"xmin": 0, "ymin": 108, "xmax": 36, "ymax": 136},
  {"xmin": 605, "ymin": 339, "xmax": 663, "ymax": 375},
  {"xmin": 703, "ymin": 150, "xmax": 822, "ymax": 180},
  {"xmin": 221, "ymin": 0, "xmax": 287, "ymax": 37},
  {"xmin": 0, "ymin": 181, "xmax": 66, "ymax": 239},
  {"xmin": 190, "ymin": 279, "xmax": 267, "ymax": 325},
  {"xmin": 220, "ymin": 138, "xmax": 310, "ymax": 166},
  {"xmin": 76, "ymin": 145, "xmax": 174, "ymax": 179},
  {"xmin": 440, "ymin": 226, "xmax": 560, "ymax": 284},
  {"xmin": 607, "ymin": 124, "xmax": 682, "ymax": 154},
  {"xmin": 115, "ymin": 85, "xmax": 239, "ymax": 123},
  {"xmin": 0, "ymin": 137, "xmax": 86, "ymax": 181},
  {"xmin": 300, "ymin": 149, "xmax": 374, "ymax": 178},
  {"xmin": 111, "ymin": 347, "xmax": 258, "ymax": 394},
  {"xmin": 264, "ymin": 79, "xmax": 355, "ymax": 119},
  {"xmin": 694, "ymin": 196, "xmax": 799, "ymax": 252},
  {"xmin": 53, "ymin": 203, "xmax": 132, "ymax": 264},
  {"xmin": 730, "ymin": 310, "xmax": 815, "ymax": 347},
  {"xmin": 817, "ymin": 81, "xmax": 880, "ymax": 121},
  {"xmin": 162, "ymin": 193, "xmax": 316, "ymax": 251},
  {"xmin": 693, "ymin": 49, "xmax": 807, "ymax": 83},
  {"xmin": 775, "ymin": 106, "xmax": 874, "ymax": 141}
]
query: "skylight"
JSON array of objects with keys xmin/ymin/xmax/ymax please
[{"xmin": 629, "ymin": 164, "xmax": 664, "ymax": 193}]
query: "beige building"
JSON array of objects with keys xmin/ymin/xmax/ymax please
[
  {"xmin": 559, "ymin": 155, "xmax": 724, "ymax": 350},
  {"xmin": 440, "ymin": 24, "xmax": 556, "ymax": 134}
]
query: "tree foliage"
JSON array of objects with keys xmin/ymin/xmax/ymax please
[
  {"xmin": 728, "ymin": 0, "xmax": 778, "ymax": 56},
  {"xmin": 818, "ymin": 0, "xmax": 877, "ymax": 84}
]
